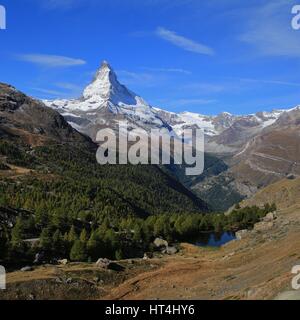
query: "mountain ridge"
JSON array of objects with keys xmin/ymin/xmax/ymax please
[
  {"xmin": 42, "ymin": 61, "xmax": 300, "ymax": 210},
  {"xmin": 44, "ymin": 61, "xmax": 296, "ymax": 150}
]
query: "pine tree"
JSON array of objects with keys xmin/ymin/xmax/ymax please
[
  {"xmin": 52, "ymin": 230, "xmax": 64, "ymax": 257},
  {"xmin": 87, "ymin": 231, "xmax": 104, "ymax": 260},
  {"xmin": 70, "ymin": 240, "xmax": 87, "ymax": 262},
  {"xmin": 9, "ymin": 217, "xmax": 27, "ymax": 259},
  {"xmin": 11, "ymin": 217, "xmax": 24, "ymax": 248},
  {"xmin": 63, "ymin": 232, "xmax": 69, "ymax": 243},
  {"xmin": 0, "ymin": 231, "xmax": 8, "ymax": 260},
  {"xmin": 115, "ymin": 249, "xmax": 123, "ymax": 260},
  {"xmin": 35, "ymin": 206, "xmax": 49, "ymax": 227},
  {"xmin": 39, "ymin": 228, "xmax": 52, "ymax": 252},
  {"xmin": 68, "ymin": 226, "xmax": 77, "ymax": 243},
  {"xmin": 104, "ymin": 229, "xmax": 118, "ymax": 259},
  {"xmin": 133, "ymin": 224, "xmax": 142, "ymax": 243},
  {"xmin": 80, "ymin": 229, "xmax": 88, "ymax": 242}
]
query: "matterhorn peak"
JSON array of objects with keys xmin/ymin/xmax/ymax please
[
  {"xmin": 82, "ymin": 60, "xmax": 140, "ymax": 108},
  {"xmin": 94, "ymin": 60, "xmax": 115, "ymax": 79},
  {"xmin": 46, "ymin": 61, "xmax": 159, "ymax": 125},
  {"xmin": 101, "ymin": 60, "xmax": 109, "ymax": 66},
  {"xmin": 83, "ymin": 60, "xmax": 119, "ymax": 100}
]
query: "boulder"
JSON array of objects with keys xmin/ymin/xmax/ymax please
[
  {"xmin": 263, "ymin": 212, "xmax": 277, "ymax": 222},
  {"xmin": 28, "ymin": 294, "xmax": 35, "ymax": 300},
  {"xmin": 21, "ymin": 266, "xmax": 33, "ymax": 272},
  {"xmin": 143, "ymin": 253, "xmax": 153, "ymax": 260},
  {"xmin": 66, "ymin": 278, "xmax": 73, "ymax": 284},
  {"xmin": 55, "ymin": 278, "xmax": 63, "ymax": 283},
  {"xmin": 254, "ymin": 221, "xmax": 274, "ymax": 232},
  {"xmin": 95, "ymin": 258, "xmax": 111, "ymax": 269},
  {"xmin": 236, "ymin": 229, "xmax": 249, "ymax": 240},
  {"xmin": 153, "ymin": 238, "xmax": 168, "ymax": 249},
  {"xmin": 165, "ymin": 246, "xmax": 178, "ymax": 255},
  {"xmin": 287, "ymin": 174, "xmax": 296, "ymax": 180},
  {"xmin": 96, "ymin": 258, "xmax": 124, "ymax": 271},
  {"xmin": 222, "ymin": 252, "xmax": 236, "ymax": 260},
  {"xmin": 33, "ymin": 252, "xmax": 44, "ymax": 264},
  {"xmin": 58, "ymin": 259, "xmax": 68, "ymax": 265}
]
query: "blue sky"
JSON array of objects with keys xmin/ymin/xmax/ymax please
[{"xmin": 1, "ymin": 0, "xmax": 300, "ymax": 115}]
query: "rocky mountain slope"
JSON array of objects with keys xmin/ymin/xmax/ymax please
[
  {"xmin": 232, "ymin": 107, "xmax": 300, "ymax": 182},
  {"xmin": 0, "ymin": 83, "xmax": 94, "ymax": 148},
  {"xmin": 172, "ymin": 107, "xmax": 300, "ymax": 210},
  {"xmin": 198, "ymin": 107, "xmax": 300, "ymax": 210}
]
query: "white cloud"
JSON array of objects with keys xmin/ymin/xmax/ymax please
[
  {"xmin": 31, "ymin": 82, "xmax": 83, "ymax": 99},
  {"xmin": 182, "ymin": 82, "xmax": 225, "ymax": 93},
  {"xmin": 55, "ymin": 82, "xmax": 83, "ymax": 91},
  {"xmin": 31, "ymin": 87, "xmax": 65, "ymax": 97},
  {"xmin": 238, "ymin": 78, "xmax": 300, "ymax": 87},
  {"xmin": 141, "ymin": 67, "xmax": 191, "ymax": 75},
  {"xmin": 117, "ymin": 70, "xmax": 160, "ymax": 87},
  {"xmin": 16, "ymin": 54, "xmax": 86, "ymax": 68},
  {"xmin": 156, "ymin": 27, "xmax": 215, "ymax": 56}
]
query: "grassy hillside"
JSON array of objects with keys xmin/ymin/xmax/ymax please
[{"xmin": 241, "ymin": 176, "xmax": 300, "ymax": 211}]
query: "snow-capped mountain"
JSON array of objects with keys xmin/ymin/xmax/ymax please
[
  {"xmin": 44, "ymin": 61, "xmax": 171, "ymax": 140},
  {"xmin": 154, "ymin": 108, "xmax": 227, "ymax": 136},
  {"xmin": 44, "ymin": 60, "xmax": 293, "ymax": 153},
  {"xmin": 156, "ymin": 108, "xmax": 283, "ymax": 136}
]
